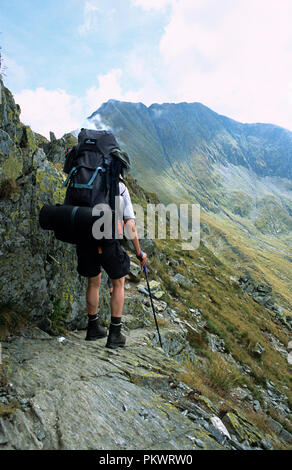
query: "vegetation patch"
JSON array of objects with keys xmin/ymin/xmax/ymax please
[
  {"xmin": 224, "ymin": 191, "xmax": 254, "ymax": 217},
  {"xmin": 50, "ymin": 299, "xmax": 69, "ymax": 333},
  {"xmin": 0, "ymin": 306, "xmax": 29, "ymax": 341},
  {"xmin": 0, "ymin": 178, "xmax": 19, "ymax": 199},
  {"xmin": 0, "ymin": 402, "xmax": 19, "ymax": 417}
]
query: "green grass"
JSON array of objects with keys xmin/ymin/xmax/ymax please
[
  {"xmin": 139, "ymin": 227, "xmax": 292, "ymax": 420},
  {"xmin": 50, "ymin": 299, "xmax": 69, "ymax": 332}
]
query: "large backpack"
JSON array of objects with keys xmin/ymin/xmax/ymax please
[{"xmin": 62, "ymin": 128, "xmax": 130, "ymax": 241}]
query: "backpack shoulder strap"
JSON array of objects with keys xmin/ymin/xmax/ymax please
[{"xmin": 63, "ymin": 146, "xmax": 77, "ymax": 174}]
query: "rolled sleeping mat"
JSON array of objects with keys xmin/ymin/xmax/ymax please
[
  {"xmin": 38, "ymin": 204, "xmax": 109, "ymax": 244},
  {"xmin": 39, "ymin": 204, "xmax": 61, "ymax": 230}
]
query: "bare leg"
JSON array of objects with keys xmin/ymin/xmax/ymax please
[
  {"xmin": 86, "ymin": 274, "xmax": 101, "ymax": 316},
  {"xmin": 85, "ymin": 273, "xmax": 106, "ymax": 341},
  {"xmin": 110, "ymin": 277, "xmax": 125, "ymax": 318}
]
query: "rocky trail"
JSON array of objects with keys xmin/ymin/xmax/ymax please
[
  {"xmin": 0, "ymin": 324, "xmax": 225, "ymax": 451},
  {"xmin": 0, "ymin": 282, "xmax": 289, "ymax": 451}
]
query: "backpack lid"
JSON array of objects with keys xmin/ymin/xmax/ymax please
[{"xmin": 78, "ymin": 128, "xmax": 119, "ymax": 156}]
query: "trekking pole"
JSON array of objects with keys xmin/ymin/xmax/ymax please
[{"xmin": 143, "ymin": 264, "xmax": 163, "ymax": 348}]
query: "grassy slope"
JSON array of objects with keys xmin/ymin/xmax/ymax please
[{"xmin": 125, "ymin": 174, "xmax": 292, "ymax": 443}]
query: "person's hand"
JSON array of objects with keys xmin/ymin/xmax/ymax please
[{"xmin": 136, "ymin": 250, "xmax": 147, "ymax": 267}]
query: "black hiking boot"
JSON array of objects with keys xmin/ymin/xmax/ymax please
[
  {"xmin": 105, "ymin": 322, "xmax": 126, "ymax": 349},
  {"xmin": 105, "ymin": 331, "xmax": 126, "ymax": 349},
  {"xmin": 85, "ymin": 317, "xmax": 107, "ymax": 341}
]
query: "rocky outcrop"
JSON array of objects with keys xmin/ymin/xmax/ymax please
[
  {"xmin": 0, "ymin": 78, "xmax": 87, "ymax": 332},
  {"xmin": 238, "ymin": 276, "xmax": 292, "ymax": 332}
]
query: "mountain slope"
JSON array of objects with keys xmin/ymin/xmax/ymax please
[{"xmin": 89, "ymin": 100, "xmax": 292, "ymax": 311}]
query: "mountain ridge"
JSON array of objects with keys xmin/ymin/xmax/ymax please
[
  {"xmin": 88, "ymin": 98, "xmax": 292, "ymax": 313},
  {"xmin": 92, "ymin": 100, "xmax": 292, "ymax": 179}
]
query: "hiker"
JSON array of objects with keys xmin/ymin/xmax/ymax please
[
  {"xmin": 82, "ymin": 179, "xmax": 147, "ymax": 349},
  {"xmin": 62, "ymin": 129, "xmax": 147, "ymax": 349}
]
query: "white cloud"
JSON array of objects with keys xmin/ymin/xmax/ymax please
[
  {"xmin": 11, "ymin": 0, "xmax": 292, "ymax": 136},
  {"xmin": 12, "ymin": 66, "xmax": 171, "ymax": 138},
  {"xmin": 78, "ymin": 1, "xmax": 99, "ymax": 36},
  {"xmin": 85, "ymin": 69, "xmax": 124, "ymax": 114},
  {"xmin": 14, "ymin": 88, "xmax": 84, "ymax": 139},
  {"xmin": 12, "ymin": 69, "xmax": 148, "ymax": 138},
  {"xmin": 85, "ymin": 67, "xmax": 167, "ymax": 114},
  {"xmin": 154, "ymin": 0, "xmax": 292, "ymax": 129}
]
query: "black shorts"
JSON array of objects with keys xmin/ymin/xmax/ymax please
[{"xmin": 76, "ymin": 240, "xmax": 130, "ymax": 279}]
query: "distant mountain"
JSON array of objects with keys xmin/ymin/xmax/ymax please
[
  {"xmin": 89, "ymin": 100, "xmax": 292, "ymax": 310},
  {"xmin": 89, "ymin": 100, "xmax": 292, "ymax": 224},
  {"xmin": 89, "ymin": 100, "xmax": 292, "ymax": 177}
]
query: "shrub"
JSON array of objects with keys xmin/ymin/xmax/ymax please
[
  {"xmin": 0, "ymin": 178, "xmax": 19, "ymax": 199},
  {"xmin": 206, "ymin": 353, "xmax": 243, "ymax": 394}
]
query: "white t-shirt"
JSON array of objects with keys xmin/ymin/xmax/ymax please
[{"xmin": 119, "ymin": 182, "xmax": 135, "ymax": 220}]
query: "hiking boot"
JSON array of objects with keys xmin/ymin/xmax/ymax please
[
  {"xmin": 85, "ymin": 319, "xmax": 107, "ymax": 341},
  {"xmin": 105, "ymin": 331, "xmax": 126, "ymax": 349}
]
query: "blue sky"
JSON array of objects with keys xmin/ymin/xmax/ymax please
[
  {"xmin": 1, "ymin": 0, "xmax": 168, "ymax": 93},
  {"xmin": 1, "ymin": 0, "xmax": 292, "ymax": 137}
]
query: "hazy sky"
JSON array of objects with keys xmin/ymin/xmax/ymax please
[{"xmin": 1, "ymin": 0, "xmax": 292, "ymax": 138}]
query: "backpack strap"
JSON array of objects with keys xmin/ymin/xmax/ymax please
[
  {"xmin": 70, "ymin": 167, "xmax": 106, "ymax": 190},
  {"xmin": 103, "ymin": 155, "xmax": 111, "ymax": 194},
  {"xmin": 61, "ymin": 166, "xmax": 78, "ymax": 189}
]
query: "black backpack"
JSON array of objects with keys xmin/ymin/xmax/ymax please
[
  {"xmin": 63, "ymin": 129, "xmax": 130, "ymax": 244},
  {"xmin": 62, "ymin": 128, "xmax": 130, "ymax": 210}
]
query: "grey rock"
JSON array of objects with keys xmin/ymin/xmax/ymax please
[
  {"xmin": 251, "ymin": 342, "xmax": 265, "ymax": 358},
  {"xmin": 0, "ymin": 419, "xmax": 8, "ymax": 446},
  {"xmin": 261, "ymin": 439, "xmax": 273, "ymax": 450},
  {"xmin": 253, "ymin": 400, "xmax": 262, "ymax": 412},
  {"xmin": 0, "ymin": 436, "xmax": 9, "ymax": 446},
  {"xmin": 172, "ymin": 273, "xmax": 193, "ymax": 289},
  {"xmin": 207, "ymin": 424, "xmax": 227, "ymax": 446},
  {"xmin": 195, "ymin": 439, "xmax": 205, "ymax": 449},
  {"xmin": 127, "ymin": 261, "xmax": 142, "ymax": 282},
  {"xmin": 280, "ymin": 428, "xmax": 292, "ymax": 445},
  {"xmin": 0, "ymin": 81, "xmax": 87, "ymax": 332},
  {"xmin": 268, "ymin": 418, "xmax": 283, "ymax": 434},
  {"xmin": 140, "ymin": 239, "xmax": 157, "ymax": 257},
  {"xmin": 37, "ymin": 431, "xmax": 46, "ymax": 441},
  {"xmin": 137, "ymin": 285, "xmax": 149, "ymax": 296},
  {"xmin": 207, "ymin": 333, "xmax": 225, "ymax": 353},
  {"xmin": 0, "ymin": 328, "xmax": 225, "ymax": 450},
  {"xmin": 149, "ymin": 329, "xmax": 197, "ymax": 364}
]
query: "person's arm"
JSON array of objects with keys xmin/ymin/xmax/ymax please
[
  {"xmin": 120, "ymin": 183, "xmax": 147, "ymax": 266},
  {"xmin": 124, "ymin": 218, "xmax": 147, "ymax": 267}
]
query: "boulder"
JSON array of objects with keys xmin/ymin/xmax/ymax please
[
  {"xmin": 172, "ymin": 273, "xmax": 193, "ymax": 289},
  {"xmin": 126, "ymin": 261, "xmax": 142, "ymax": 282}
]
